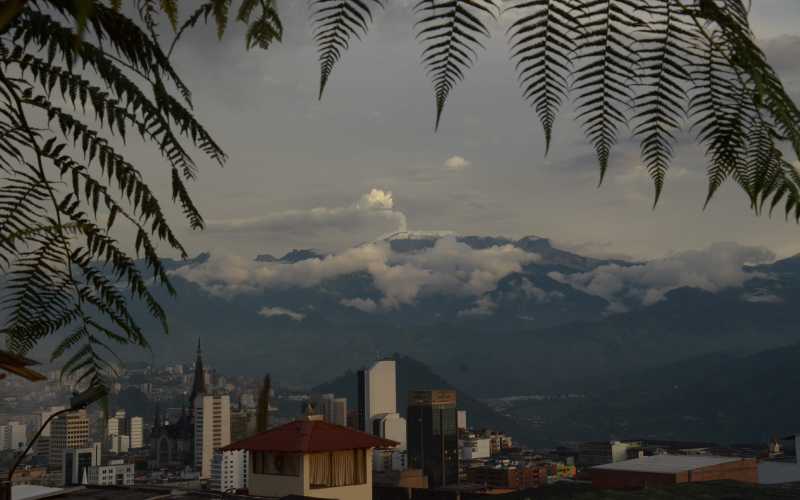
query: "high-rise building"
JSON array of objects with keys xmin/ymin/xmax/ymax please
[
  {"xmin": 357, "ymin": 359, "xmax": 397, "ymax": 432},
  {"xmin": 373, "ymin": 413, "xmax": 407, "ymax": 450},
  {"xmin": 310, "ymin": 394, "xmax": 348, "ymax": 427},
  {"xmin": 50, "ymin": 410, "xmax": 90, "ymax": 481},
  {"xmin": 210, "ymin": 449, "xmax": 248, "ymax": 492},
  {"xmin": 194, "ymin": 394, "xmax": 231, "ymax": 479},
  {"xmin": 332, "ymin": 397, "xmax": 348, "ymax": 427},
  {"xmin": 130, "ymin": 417, "xmax": 143, "ymax": 449},
  {"xmin": 109, "ymin": 434, "xmax": 130, "ymax": 454},
  {"xmin": 457, "ymin": 410, "xmax": 467, "ymax": 431},
  {"xmin": 39, "ymin": 406, "xmax": 66, "ymax": 438},
  {"xmin": 0, "ymin": 421, "xmax": 26, "ymax": 450},
  {"xmin": 107, "ymin": 409, "xmax": 128, "ymax": 438},
  {"xmin": 407, "ymin": 390, "xmax": 458, "ymax": 488},
  {"xmin": 230, "ymin": 409, "xmax": 256, "ymax": 442}
]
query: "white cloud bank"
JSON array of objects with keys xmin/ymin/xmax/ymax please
[
  {"xmin": 205, "ymin": 189, "xmax": 407, "ymax": 239},
  {"xmin": 550, "ymin": 242, "xmax": 774, "ymax": 312},
  {"xmin": 444, "ymin": 155, "xmax": 471, "ymax": 172},
  {"xmin": 258, "ymin": 307, "xmax": 305, "ymax": 321},
  {"xmin": 174, "ymin": 237, "xmax": 539, "ymax": 311}
]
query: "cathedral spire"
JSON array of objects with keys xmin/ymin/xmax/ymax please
[
  {"xmin": 153, "ymin": 402, "xmax": 161, "ymax": 430},
  {"xmin": 189, "ymin": 337, "xmax": 206, "ymax": 408}
]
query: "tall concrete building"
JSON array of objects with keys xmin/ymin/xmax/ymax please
[
  {"xmin": 130, "ymin": 416, "xmax": 143, "ymax": 449},
  {"xmin": 0, "ymin": 421, "xmax": 26, "ymax": 450},
  {"xmin": 50, "ymin": 410, "xmax": 90, "ymax": 481},
  {"xmin": 357, "ymin": 359, "xmax": 397, "ymax": 432},
  {"xmin": 311, "ymin": 394, "xmax": 349, "ymax": 427},
  {"xmin": 39, "ymin": 406, "xmax": 66, "ymax": 437},
  {"xmin": 332, "ymin": 397, "xmax": 348, "ymax": 427},
  {"xmin": 107, "ymin": 409, "xmax": 128, "ymax": 437},
  {"xmin": 407, "ymin": 390, "xmax": 459, "ymax": 488},
  {"xmin": 194, "ymin": 394, "xmax": 231, "ymax": 479}
]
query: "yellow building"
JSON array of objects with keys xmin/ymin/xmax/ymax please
[{"xmin": 224, "ymin": 417, "xmax": 396, "ymax": 500}]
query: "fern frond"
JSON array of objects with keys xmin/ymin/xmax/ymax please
[
  {"xmin": 572, "ymin": 0, "xmax": 640, "ymax": 181},
  {"xmin": 311, "ymin": 0, "xmax": 384, "ymax": 99},
  {"xmin": 415, "ymin": 0, "xmax": 500, "ymax": 130},
  {"xmin": 507, "ymin": 0, "xmax": 580, "ymax": 153},
  {"xmin": 632, "ymin": 1, "xmax": 698, "ymax": 205}
]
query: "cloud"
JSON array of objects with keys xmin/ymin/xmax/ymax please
[
  {"xmin": 258, "ymin": 306, "xmax": 305, "ymax": 321},
  {"xmin": 340, "ymin": 297, "xmax": 378, "ymax": 313},
  {"xmin": 174, "ymin": 237, "xmax": 540, "ymax": 311},
  {"xmin": 443, "ymin": 155, "xmax": 471, "ymax": 172},
  {"xmin": 519, "ymin": 278, "xmax": 564, "ymax": 303},
  {"xmin": 357, "ymin": 189, "xmax": 396, "ymax": 210},
  {"xmin": 550, "ymin": 243, "xmax": 775, "ymax": 311},
  {"xmin": 458, "ymin": 296, "xmax": 497, "ymax": 317},
  {"xmin": 741, "ymin": 290, "xmax": 783, "ymax": 304},
  {"xmin": 205, "ymin": 189, "xmax": 407, "ymax": 241}
]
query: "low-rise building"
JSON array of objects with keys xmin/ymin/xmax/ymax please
[
  {"xmin": 591, "ymin": 455, "xmax": 758, "ymax": 489},
  {"xmin": 222, "ymin": 417, "xmax": 396, "ymax": 500},
  {"xmin": 578, "ymin": 440, "xmax": 642, "ymax": 467},
  {"xmin": 460, "ymin": 435, "xmax": 491, "ymax": 461},
  {"xmin": 85, "ymin": 460, "xmax": 134, "ymax": 486},
  {"xmin": 466, "ymin": 462, "xmax": 548, "ymax": 490}
]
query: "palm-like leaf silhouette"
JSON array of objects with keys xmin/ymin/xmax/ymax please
[
  {"xmin": 310, "ymin": 0, "xmax": 385, "ymax": 99},
  {"xmin": 507, "ymin": 0, "xmax": 580, "ymax": 154},
  {"xmin": 415, "ymin": 0, "xmax": 501, "ymax": 129},
  {"xmin": 0, "ymin": 0, "xmax": 280, "ymax": 389}
]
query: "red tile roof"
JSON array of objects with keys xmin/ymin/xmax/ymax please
[{"xmin": 223, "ymin": 419, "xmax": 398, "ymax": 453}]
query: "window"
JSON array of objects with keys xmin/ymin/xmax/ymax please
[
  {"xmin": 309, "ymin": 449, "xmax": 367, "ymax": 489},
  {"xmin": 252, "ymin": 452, "xmax": 300, "ymax": 476}
]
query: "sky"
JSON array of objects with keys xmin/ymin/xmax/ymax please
[{"xmin": 124, "ymin": 0, "xmax": 800, "ymax": 262}]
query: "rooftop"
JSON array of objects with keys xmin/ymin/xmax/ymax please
[
  {"xmin": 593, "ymin": 455, "xmax": 745, "ymax": 474},
  {"xmin": 222, "ymin": 419, "xmax": 397, "ymax": 453}
]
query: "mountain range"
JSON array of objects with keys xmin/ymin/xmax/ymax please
[{"xmin": 47, "ymin": 232, "xmax": 800, "ymax": 444}]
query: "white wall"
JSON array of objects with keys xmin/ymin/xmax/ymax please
[
  {"xmin": 366, "ymin": 360, "xmax": 396, "ymax": 423},
  {"xmin": 210, "ymin": 449, "xmax": 248, "ymax": 492},
  {"xmin": 461, "ymin": 438, "xmax": 491, "ymax": 460}
]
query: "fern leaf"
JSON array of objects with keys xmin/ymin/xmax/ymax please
[
  {"xmin": 415, "ymin": 0, "xmax": 500, "ymax": 130},
  {"xmin": 311, "ymin": 0, "xmax": 384, "ymax": 99},
  {"xmin": 507, "ymin": 0, "xmax": 580, "ymax": 153}
]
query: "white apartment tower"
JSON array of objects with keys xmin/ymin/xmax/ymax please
[
  {"xmin": 357, "ymin": 359, "xmax": 397, "ymax": 432},
  {"xmin": 210, "ymin": 449, "xmax": 248, "ymax": 492},
  {"xmin": 0, "ymin": 421, "xmax": 26, "ymax": 450},
  {"xmin": 194, "ymin": 393, "xmax": 231, "ymax": 479},
  {"xmin": 130, "ymin": 416, "xmax": 143, "ymax": 448}
]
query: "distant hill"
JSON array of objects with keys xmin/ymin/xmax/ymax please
[
  {"xmin": 312, "ymin": 354, "xmax": 538, "ymax": 446},
  {"xmin": 504, "ymin": 341, "xmax": 800, "ymax": 444}
]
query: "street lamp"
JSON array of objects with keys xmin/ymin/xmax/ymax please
[{"xmin": 1, "ymin": 386, "xmax": 108, "ymax": 500}]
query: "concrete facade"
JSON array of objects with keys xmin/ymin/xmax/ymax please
[{"xmin": 194, "ymin": 394, "xmax": 231, "ymax": 479}]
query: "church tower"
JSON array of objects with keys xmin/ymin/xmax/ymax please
[{"xmin": 189, "ymin": 338, "xmax": 206, "ymax": 410}]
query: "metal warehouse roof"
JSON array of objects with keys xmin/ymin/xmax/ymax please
[{"xmin": 592, "ymin": 455, "xmax": 744, "ymax": 474}]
